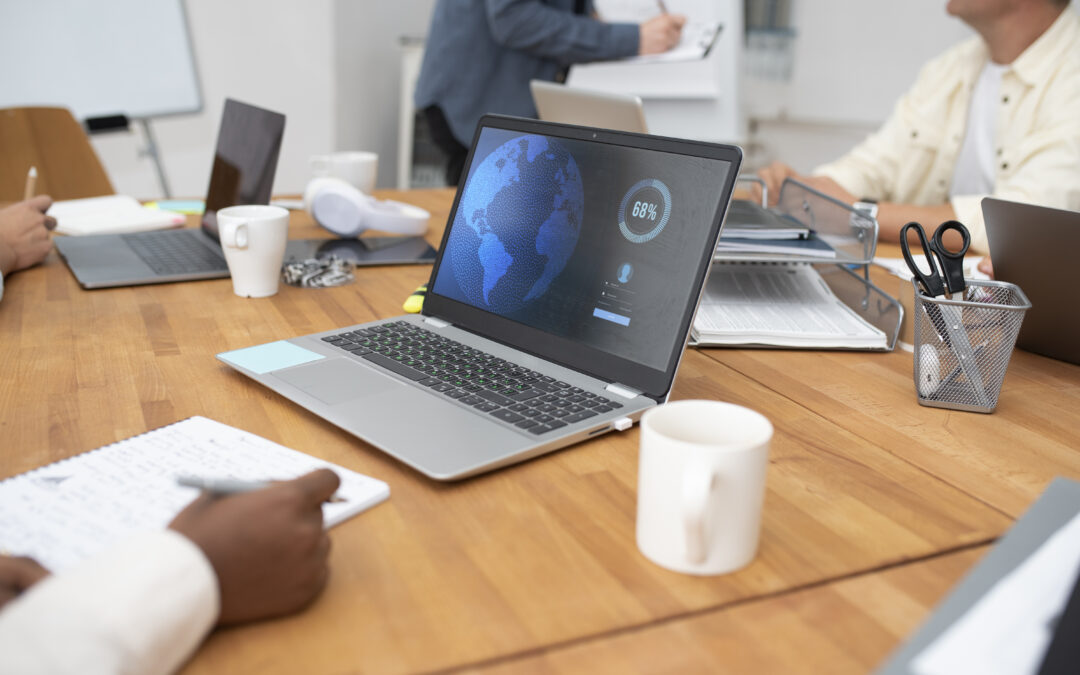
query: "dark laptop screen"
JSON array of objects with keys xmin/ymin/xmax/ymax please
[
  {"xmin": 430, "ymin": 125, "xmax": 734, "ymax": 373},
  {"xmin": 200, "ymin": 98, "xmax": 286, "ymax": 238}
]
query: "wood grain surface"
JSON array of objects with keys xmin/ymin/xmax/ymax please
[
  {"xmin": 2, "ymin": 190, "xmax": 1076, "ymax": 674},
  {"xmin": 463, "ymin": 547, "xmax": 988, "ymax": 675}
]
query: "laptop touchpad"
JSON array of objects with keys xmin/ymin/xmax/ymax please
[{"xmin": 274, "ymin": 359, "xmax": 400, "ymax": 405}]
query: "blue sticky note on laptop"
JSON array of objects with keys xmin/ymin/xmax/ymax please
[{"xmin": 218, "ymin": 341, "xmax": 324, "ymax": 374}]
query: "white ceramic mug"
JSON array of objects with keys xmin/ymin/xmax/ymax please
[
  {"xmin": 636, "ymin": 400, "xmax": 773, "ymax": 576},
  {"xmin": 310, "ymin": 151, "xmax": 378, "ymax": 194},
  {"xmin": 217, "ymin": 205, "xmax": 290, "ymax": 298}
]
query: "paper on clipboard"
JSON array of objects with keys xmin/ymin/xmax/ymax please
[
  {"xmin": 621, "ymin": 22, "xmax": 722, "ymax": 64},
  {"xmin": 911, "ymin": 510, "xmax": 1080, "ymax": 675}
]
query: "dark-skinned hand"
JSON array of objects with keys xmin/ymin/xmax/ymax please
[
  {"xmin": 169, "ymin": 469, "xmax": 340, "ymax": 626},
  {"xmin": 0, "ymin": 555, "xmax": 50, "ymax": 610}
]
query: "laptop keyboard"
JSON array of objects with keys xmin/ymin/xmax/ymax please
[
  {"xmin": 321, "ymin": 321, "xmax": 624, "ymax": 435},
  {"xmin": 122, "ymin": 230, "xmax": 228, "ymax": 276}
]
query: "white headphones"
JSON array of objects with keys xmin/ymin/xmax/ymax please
[{"xmin": 303, "ymin": 176, "xmax": 430, "ymax": 237}]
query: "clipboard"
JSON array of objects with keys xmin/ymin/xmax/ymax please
[
  {"xmin": 620, "ymin": 22, "xmax": 723, "ymax": 65},
  {"xmin": 875, "ymin": 477, "xmax": 1080, "ymax": 674}
]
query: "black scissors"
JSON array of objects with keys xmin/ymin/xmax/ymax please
[
  {"xmin": 900, "ymin": 220, "xmax": 970, "ymax": 300},
  {"xmin": 901, "ymin": 220, "xmax": 988, "ymax": 405}
]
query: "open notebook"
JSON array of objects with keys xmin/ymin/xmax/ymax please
[
  {"xmin": 49, "ymin": 195, "xmax": 186, "ymax": 236},
  {"xmin": 0, "ymin": 416, "xmax": 389, "ymax": 572}
]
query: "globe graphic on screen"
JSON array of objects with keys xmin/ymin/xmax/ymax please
[{"xmin": 448, "ymin": 134, "xmax": 584, "ymax": 314}]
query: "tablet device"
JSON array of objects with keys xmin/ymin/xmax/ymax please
[{"xmin": 284, "ymin": 236, "xmax": 437, "ymax": 267}]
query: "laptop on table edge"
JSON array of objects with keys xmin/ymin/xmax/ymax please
[
  {"xmin": 531, "ymin": 80, "xmax": 649, "ymax": 134},
  {"xmin": 218, "ymin": 115, "xmax": 743, "ymax": 480},
  {"xmin": 982, "ymin": 197, "xmax": 1080, "ymax": 366},
  {"xmin": 53, "ymin": 98, "xmax": 286, "ymax": 289}
]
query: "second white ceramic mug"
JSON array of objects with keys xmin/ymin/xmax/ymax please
[
  {"xmin": 310, "ymin": 151, "xmax": 378, "ymax": 194},
  {"xmin": 636, "ymin": 400, "xmax": 773, "ymax": 576},
  {"xmin": 217, "ymin": 205, "xmax": 289, "ymax": 298}
]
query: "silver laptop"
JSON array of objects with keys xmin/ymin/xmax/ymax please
[
  {"xmin": 218, "ymin": 115, "xmax": 742, "ymax": 480},
  {"xmin": 982, "ymin": 197, "xmax": 1080, "ymax": 365},
  {"xmin": 54, "ymin": 99, "xmax": 285, "ymax": 289},
  {"xmin": 531, "ymin": 80, "xmax": 649, "ymax": 133}
]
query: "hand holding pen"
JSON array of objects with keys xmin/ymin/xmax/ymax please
[
  {"xmin": 169, "ymin": 469, "xmax": 341, "ymax": 625},
  {"xmin": 639, "ymin": 6, "xmax": 686, "ymax": 55},
  {"xmin": 177, "ymin": 475, "xmax": 346, "ymax": 502},
  {"xmin": 0, "ymin": 170, "xmax": 56, "ymax": 276}
]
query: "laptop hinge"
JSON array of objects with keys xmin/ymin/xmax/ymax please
[
  {"xmin": 605, "ymin": 382, "xmax": 642, "ymax": 400},
  {"xmin": 423, "ymin": 316, "xmax": 451, "ymax": 328}
]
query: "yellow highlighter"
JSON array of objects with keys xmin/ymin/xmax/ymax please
[{"xmin": 403, "ymin": 284, "xmax": 427, "ymax": 313}]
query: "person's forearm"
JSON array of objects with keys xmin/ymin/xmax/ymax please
[
  {"xmin": 0, "ymin": 531, "xmax": 218, "ymax": 675},
  {"xmin": 0, "ymin": 243, "xmax": 15, "ymax": 277},
  {"xmin": 877, "ymin": 202, "xmax": 960, "ymax": 247}
]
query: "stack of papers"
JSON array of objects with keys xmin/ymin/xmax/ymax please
[
  {"xmin": 693, "ymin": 263, "xmax": 887, "ymax": 349},
  {"xmin": 49, "ymin": 195, "xmax": 186, "ymax": 236},
  {"xmin": 716, "ymin": 234, "xmax": 836, "ymax": 259},
  {"xmin": 721, "ymin": 200, "xmax": 810, "ymax": 240},
  {"xmin": 717, "ymin": 199, "xmax": 835, "ymax": 258}
]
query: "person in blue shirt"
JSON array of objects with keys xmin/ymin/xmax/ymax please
[{"xmin": 414, "ymin": 0, "xmax": 685, "ymax": 185}]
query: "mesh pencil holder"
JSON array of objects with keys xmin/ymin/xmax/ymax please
[{"xmin": 912, "ymin": 279, "xmax": 1031, "ymax": 413}]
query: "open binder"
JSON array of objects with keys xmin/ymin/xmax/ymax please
[{"xmin": 692, "ymin": 178, "xmax": 902, "ymax": 350}]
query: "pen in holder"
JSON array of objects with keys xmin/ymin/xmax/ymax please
[{"xmin": 913, "ymin": 278, "xmax": 1031, "ymax": 413}]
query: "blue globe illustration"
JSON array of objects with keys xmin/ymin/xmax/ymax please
[{"xmin": 448, "ymin": 134, "xmax": 584, "ymax": 314}]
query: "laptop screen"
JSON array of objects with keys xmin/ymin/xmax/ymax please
[
  {"xmin": 200, "ymin": 98, "xmax": 286, "ymax": 239},
  {"xmin": 427, "ymin": 117, "xmax": 739, "ymax": 396}
]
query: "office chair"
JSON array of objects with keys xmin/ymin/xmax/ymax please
[{"xmin": 0, "ymin": 107, "xmax": 114, "ymax": 202}]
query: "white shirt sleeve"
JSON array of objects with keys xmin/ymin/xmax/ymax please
[{"xmin": 0, "ymin": 530, "xmax": 220, "ymax": 675}]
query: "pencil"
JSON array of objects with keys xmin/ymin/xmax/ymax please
[
  {"xmin": 656, "ymin": 0, "xmax": 669, "ymax": 13},
  {"xmin": 24, "ymin": 166, "xmax": 37, "ymax": 201}
]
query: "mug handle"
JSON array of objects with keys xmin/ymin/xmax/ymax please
[
  {"xmin": 683, "ymin": 459, "xmax": 719, "ymax": 564},
  {"xmin": 222, "ymin": 221, "xmax": 249, "ymax": 249}
]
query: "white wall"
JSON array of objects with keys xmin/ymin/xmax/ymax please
[
  {"xmin": 333, "ymin": 0, "xmax": 438, "ymax": 190},
  {"xmin": 82, "ymin": 1, "xmax": 1080, "ymax": 198},
  {"xmin": 91, "ymin": 0, "xmax": 336, "ymax": 200},
  {"xmin": 742, "ymin": 0, "xmax": 974, "ymax": 173}
]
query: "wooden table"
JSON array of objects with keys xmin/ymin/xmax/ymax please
[{"xmin": 2, "ymin": 189, "xmax": 1077, "ymax": 674}]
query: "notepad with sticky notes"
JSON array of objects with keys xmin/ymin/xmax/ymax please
[{"xmin": 0, "ymin": 416, "xmax": 389, "ymax": 572}]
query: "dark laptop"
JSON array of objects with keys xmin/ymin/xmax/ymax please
[
  {"xmin": 218, "ymin": 115, "xmax": 742, "ymax": 480},
  {"xmin": 982, "ymin": 197, "xmax": 1080, "ymax": 365},
  {"xmin": 55, "ymin": 99, "xmax": 285, "ymax": 289}
]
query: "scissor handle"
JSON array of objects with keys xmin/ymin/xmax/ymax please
[
  {"xmin": 931, "ymin": 220, "xmax": 971, "ymax": 297},
  {"xmin": 900, "ymin": 222, "xmax": 945, "ymax": 297}
]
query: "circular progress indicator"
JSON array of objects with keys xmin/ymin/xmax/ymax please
[{"xmin": 618, "ymin": 178, "xmax": 672, "ymax": 244}]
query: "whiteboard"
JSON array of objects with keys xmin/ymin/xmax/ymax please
[{"xmin": 0, "ymin": 0, "xmax": 201, "ymax": 121}]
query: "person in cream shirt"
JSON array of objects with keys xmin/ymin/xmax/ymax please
[{"xmin": 757, "ymin": 0, "xmax": 1080, "ymax": 259}]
